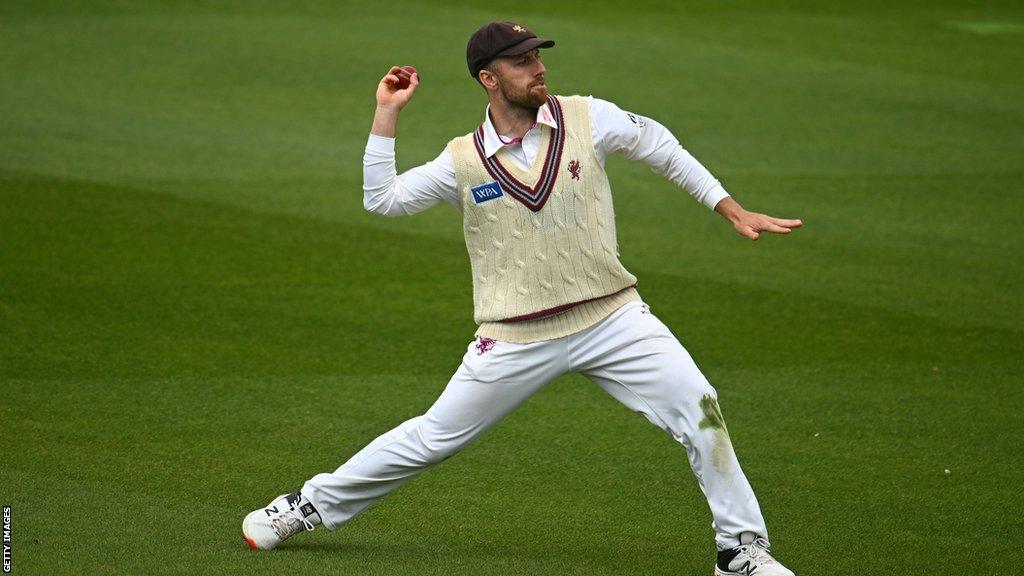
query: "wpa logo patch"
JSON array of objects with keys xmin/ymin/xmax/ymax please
[{"xmin": 471, "ymin": 180, "xmax": 503, "ymax": 204}]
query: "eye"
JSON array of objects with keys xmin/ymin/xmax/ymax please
[{"xmin": 518, "ymin": 52, "xmax": 539, "ymax": 66}]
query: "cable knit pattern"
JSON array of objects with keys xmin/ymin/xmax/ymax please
[{"xmin": 448, "ymin": 95, "xmax": 639, "ymax": 343}]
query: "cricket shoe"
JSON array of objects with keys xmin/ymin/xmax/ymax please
[
  {"xmin": 242, "ymin": 492, "xmax": 322, "ymax": 550},
  {"xmin": 715, "ymin": 535, "xmax": 794, "ymax": 576}
]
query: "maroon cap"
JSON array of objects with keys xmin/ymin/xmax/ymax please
[{"xmin": 466, "ymin": 21, "xmax": 555, "ymax": 79}]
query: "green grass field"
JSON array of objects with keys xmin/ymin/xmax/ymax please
[{"xmin": 2, "ymin": 1, "xmax": 1023, "ymax": 574}]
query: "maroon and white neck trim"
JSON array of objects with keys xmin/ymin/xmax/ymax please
[{"xmin": 473, "ymin": 95, "xmax": 566, "ymax": 213}]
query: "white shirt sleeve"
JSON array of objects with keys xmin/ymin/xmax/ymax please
[
  {"xmin": 362, "ymin": 134, "xmax": 460, "ymax": 217},
  {"xmin": 588, "ymin": 96, "xmax": 729, "ymax": 211}
]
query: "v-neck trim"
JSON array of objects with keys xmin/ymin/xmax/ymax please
[
  {"xmin": 472, "ymin": 95, "xmax": 567, "ymax": 213},
  {"xmin": 479, "ymin": 100, "xmax": 559, "ymax": 158},
  {"xmin": 495, "ymin": 126, "xmax": 548, "ymax": 178}
]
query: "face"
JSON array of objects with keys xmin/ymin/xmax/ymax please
[{"xmin": 486, "ymin": 49, "xmax": 547, "ymax": 109}]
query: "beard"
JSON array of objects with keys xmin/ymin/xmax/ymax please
[{"xmin": 497, "ymin": 76, "xmax": 548, "ymax": 110}]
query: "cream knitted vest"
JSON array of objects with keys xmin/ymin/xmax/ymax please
[{"xmin": 448, "ymin": 95, "xmax": 640, "ymax": 343}]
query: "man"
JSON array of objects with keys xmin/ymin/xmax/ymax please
[{"xmin": 243, "ymin": 21, "xmax": 800, "ymax": 576}]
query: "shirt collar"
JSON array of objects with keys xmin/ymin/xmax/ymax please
[{"xmin": 480, "ymin": 98, "xmax": 558, "ymax": 158}]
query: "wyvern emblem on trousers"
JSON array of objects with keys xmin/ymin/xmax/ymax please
[
  {"xmin": 568, "ymin": 160, "xmax": 581, "ymax": 180},
  {"xmin": 475, "ymin": 337, "xmax": 496, "ymax": 355}
]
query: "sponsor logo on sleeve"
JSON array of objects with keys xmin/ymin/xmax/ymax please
[{"xmin": 626, "ymin": 112, "xmax": 647, "ymax": 129}]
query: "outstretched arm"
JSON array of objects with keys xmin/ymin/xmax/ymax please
[
  {"xmin": 362, "ymin": 67, "xmax": 459, "ymax": 216},
  {"xmin": 589, "ymin": 97, "xmax": 801, "ymax": 240}
]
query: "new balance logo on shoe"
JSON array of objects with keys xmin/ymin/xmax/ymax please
[{"xmin": 243, "ymin": 493, "xmax": 321, "ymax": 551}]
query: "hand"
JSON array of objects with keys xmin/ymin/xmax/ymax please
[
  {"xmin": 375, "ymin": 65, "xmax": 419, "ymax": 111},
  {"xmin": 731, "ymin": 210, "xmax": 802, "ymax": 240},
  {"xmin": 715, "ymin": 197, "xmax": 802, "ymax": 240}
]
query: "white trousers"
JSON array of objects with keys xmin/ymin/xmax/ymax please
[{"xmin": 302, "ymin": 300, "xmax": 768, "ymax": 550}]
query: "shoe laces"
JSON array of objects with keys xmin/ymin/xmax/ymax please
[
  {"xmin": 740, "ymin": 536, "xmax": 778, "ymax": 566},
  {"xmin": 269, "ymin": 503, "xmax": 315, "ymax": 540}
]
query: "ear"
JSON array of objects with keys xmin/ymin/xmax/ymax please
[{"xmin": 478, "ymin": 68, "xmax": 499, "ymax": 90}]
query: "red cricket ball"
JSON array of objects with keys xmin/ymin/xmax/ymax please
[{"xmin": 395, "ymin": 66, "xmax": 417, "ymax": 90}]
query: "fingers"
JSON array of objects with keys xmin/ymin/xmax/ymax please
[
  {"xmin": 761, "ymin": 221, "xmax": 792, "ymax": 234},
  {"xmin": 400, "ymin": 70, "xmax": 419, "ymax": 91},
  {"xmin": 385, "ymin": 65, "xmax": 409, "ymax": 82},
  {"xmin": 381, "ymin": 66, "xmax": 418, "ymax": 91},
  {"xmin": 756, "ymin": 215, "xmax": 803, "ymax": 236},
  {"xmin": 737, "ymin": 218, "xmax": 802, "ymax": 240},
  {"xmin": 770, "ymin": 216, "xmax": 803, "ymax": 228}
]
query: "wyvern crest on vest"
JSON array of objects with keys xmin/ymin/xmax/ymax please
[{"xmin": 568, "ymin": 160, "xmax": 581, "ymax": 180}]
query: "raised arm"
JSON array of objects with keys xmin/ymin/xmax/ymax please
[
  {"xmin": 589, "ymin": 97, "xmax": 801, "ymax": 240},
  {"xmin": 371, "ymin": 66, "xmax": 418, "ymax": 138},
  {"xmin": 363, "ymin": 66, "xmax": 459, "ymax": 217}
]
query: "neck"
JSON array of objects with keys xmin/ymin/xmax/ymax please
[{"xmin": 488, "ymin": 97, "xmax": 540, "ymax": 140}]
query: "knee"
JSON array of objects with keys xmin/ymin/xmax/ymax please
[
  {"xmin": 655, "ymin": 359, "xmax": 721, "ymax": 427},
  {"xmin": 690, "ymin": 379, "xmax": 718, "ymax": 404},
  {"xmin": 678, "ymin": 377, "xmax": 720, "ymax": 426},
  {"xmin": 659, "ymin": 355, "xmax": 716, "ymax": 402}
]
